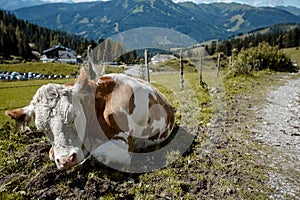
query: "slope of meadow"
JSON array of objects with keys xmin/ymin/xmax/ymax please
[{"xmin": 0, "ymin": 50, "xmax": 299, "ymax": 199}]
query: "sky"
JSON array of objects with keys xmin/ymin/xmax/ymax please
[{"xmin": 44, "ymin": 0, "xmax": 300, "ymax": 8}]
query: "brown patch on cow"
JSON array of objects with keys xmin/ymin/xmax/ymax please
[
  {"xmin": 107, "ymin": 111, "xmax": 129, "ymax": 133},
  {"xmin": 154, "ymin": 91, "xmax": 175, "ymax": 131},
  {"xmin": 94, "ymin": 76, "xmax": 133, "ymax": 140},
  {"xmin": 128, "ymin": 134, "xmax": 134, "ymax": 152},
  {"xmin": 112, "ymin": 82, "xmax": 135, "ymax": 115},
  {"xmin": 112, "ymin": 133, "xmax": 134, "ymax": 152},
  {"xmin": 128, "ymin": 92, "xmax": 135, "ymax": 115},
  {"xmin": 5, "ymin": 109, "xmax": 26, "ymax": 121},
  {"xmin": 104, "ymin": 82, "xmax": 134, "ymax": 134},
  {"xmin": 112, "ymin": 136, "xmax": 127, "ymax": 144},
  {"xmin": 96, "ymin": 76, "xmax": 117, "ymax": 98},
  {"xmin": 148, "ymin": 94, "xmax": 157, "ymax": 122},
  {"xmin": 94, "ymin": 76, "xmax": 119, "ymax": 140},
  {"xmin": 141, "ymin": 126, "xmax": 154, "ymax": 138},
  {"xmin": 148, "ymin": 92, "xmax": 174, "ymax": 126},
  {"xmin": 64, "ymin": 83, "xmax": 74, "ymax": 87},
  {"xmin": 142, "ymin": 91, "xmax": 175, "ymax": 139},
  {"xmin": 159, "ymin": 129, "xmax": 169, "ymax": 139},
  {"xmin": 146, "ymin": 93, "xmax": 163, "ymax": 133},
  {"xmin": 149, "ymin": 132, "xmax": 160, "ymax": 141},
  {"xmin": 99, "ymin": 76, "xmax": 112, "ymax": 82},
  {"xmin": 147, "ymin": 117, "xmax": 151, "ymax": 125},
  {"xmin": 148, "ymin": 92, "xmax": 156, "ymax": 108}
]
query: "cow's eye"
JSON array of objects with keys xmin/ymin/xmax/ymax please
[
  {"xmin": 69, "ymin": 117, "xmax": 75, "ymax": 125},
  {"xmin": 50, "ymin": 90, "xmax": 57, "ymax": 97},
  {"xmin": 65, "ymin": 114, "xmax": 75, "ymax": 125}
]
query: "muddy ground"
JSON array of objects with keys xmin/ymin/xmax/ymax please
[{"xmin": 0, "ymin": 72, "xmax": 299, "ymax": 199}]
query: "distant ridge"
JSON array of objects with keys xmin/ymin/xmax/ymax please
[{"xmin": 276, "ymin": 6, "xmax": 300, "ymax": 16}]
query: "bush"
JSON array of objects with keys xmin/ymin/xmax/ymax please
[{"xmin": 231, "ymin": 42, "xmax": 297, "ymax": 75}]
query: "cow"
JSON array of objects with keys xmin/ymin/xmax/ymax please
[{"xmin": 6, "ymin": 68, "xmax": 175, "ymax": 170}]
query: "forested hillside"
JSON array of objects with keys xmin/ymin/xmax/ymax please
[
  {"xmin": 208, "ymin": 24, "xmax": 300, "ymax": 56},
  {"xmin": 0, "ymin": 10, "xmax": 91, "ymax": 61}
]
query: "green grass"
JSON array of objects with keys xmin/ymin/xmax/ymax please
[
  {"xmin": 0, "ymin": 49, "xmax": 299, "ymax": 199},
  {"xmin": 159, "ymin": 59, "xmax": 198, "ymax": 73},
  {"xmin": 0, "ymin": 79, "xmax": 75, "ymax": 126},
  {"xmin": 282, "ymin": 47, "xmax": 300, "ymax": 64}
]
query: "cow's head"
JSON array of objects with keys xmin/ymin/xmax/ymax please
[{"xmin": 6, "ymin": 68, "xmax": 93, "ymax": 170}]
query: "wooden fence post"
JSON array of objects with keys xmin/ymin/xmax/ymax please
[
  {"xmin": 217, "ymin": 53, "xmax": 221, "ymax": 78},
  {"xmin": 199, "ymin": 54, "xmax": 203, "ymax": 83},
  {"xmin": 145, "ymin": 49, "xmax": 150, "ymax": 82},
  {"xmin": 180, "ymin": 50, "xmax": 184, "ymax": 90}
]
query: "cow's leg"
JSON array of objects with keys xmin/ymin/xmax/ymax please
[{"xmin": 91, "ymin": 135, "xmax": 132, "ymax": 165}]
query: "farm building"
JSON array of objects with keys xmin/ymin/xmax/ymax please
[
  {"xmin": 40, "ymin": 45, "xmax": 79, "ymax": 64},
  {"xmin": 151, "ymin": 54, "xmax": 177, "ymax": 64}
]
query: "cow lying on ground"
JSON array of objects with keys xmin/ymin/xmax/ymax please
[{"xmin": 6, "ymin": 68, "xmax": 175, "ymax": 170}]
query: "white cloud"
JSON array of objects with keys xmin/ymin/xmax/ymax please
[
  {"xmin": 72, "ymin": 0, "xmax": 107, "ymax": 2},
  {"xmin": 42, "ymin": 0, "xmax": 72, "ymax": 2},
  {"xmin": 173, "ymin": 0, "xmax": 298, "ymax": 7},
  {"xmin": 42, "ymin": 0, "xmax": 104, "ymax": 2}
]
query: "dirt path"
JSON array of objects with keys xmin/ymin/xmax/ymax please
[{"xmin": 253, "ymin": 76, "xmax": 300, "ymax": 199}]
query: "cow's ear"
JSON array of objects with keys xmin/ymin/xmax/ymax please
[
  {"xmin": 5, "ymin": 108, "xmax": 26, "ymax": 121},
  {"xmin": 73, "ymin": 68, "xmax": 88, "ymax": 92},
  {"xmin": 5, "ymin": 105, "xmax": 34, "ymax": 123}
]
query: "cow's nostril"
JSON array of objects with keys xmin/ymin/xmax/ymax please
[{"xmin": 55, "ymin": 154, "xmax": 77, "ymax": 169}]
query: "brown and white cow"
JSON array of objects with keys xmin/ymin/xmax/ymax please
[{"xmin": 6, "ymin": 68, "xmax": 175, "ymax": 170}]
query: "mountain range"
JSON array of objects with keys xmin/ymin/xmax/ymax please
[
  {"xmin": 0, "ymin": 0, "xmax": 45, "ymax": 10},
  {"xmin": 4, "ymin": 0, "xmax": 300, "ymax": 42}
]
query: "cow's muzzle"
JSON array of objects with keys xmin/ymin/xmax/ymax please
[{"xmin": 56, "ymin": 153, "xmax": 77, "ymax": 169}]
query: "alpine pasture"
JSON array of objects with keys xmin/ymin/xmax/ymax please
[{"xmin": 0, "ymin": 48, "xmax": 299, "ymax": 199}]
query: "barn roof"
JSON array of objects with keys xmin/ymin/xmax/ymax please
[{"xmin": 43, "ymin": 45, "xmax": 76, "ymax": 55}]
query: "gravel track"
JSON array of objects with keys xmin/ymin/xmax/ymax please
[{"xmin": 254, "ymin": 76, "xmax": 300, "ymax": 199}]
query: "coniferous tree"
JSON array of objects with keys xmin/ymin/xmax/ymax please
[{"xmin": 0, "ymin": 10, "xmax": 93, "ymax": 60}]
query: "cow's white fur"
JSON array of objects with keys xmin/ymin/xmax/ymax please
[
  {"xmin": 72, "ymin": 94, "xmax": 87, "ymax": 143},
  {"xmin": 24, "ymin": 83, "xmax": 86, "ymax": 169},
  {"xmin": 91, "ymin": 139, "xmax": 131, "ymax": 165}
]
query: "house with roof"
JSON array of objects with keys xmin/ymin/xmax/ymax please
[
  {"xmin": 151, "ymin": 54, "xmax": 177, "ymax": 64},
  {"xmin": 40, "ymin": 45, "xmax": 79, "ymax": 64}
]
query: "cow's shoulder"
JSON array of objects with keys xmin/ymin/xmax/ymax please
[
  {"xmin": 94, "ymin": 74, "xmax": 138, "ymax": 116},
  {"xmin": 101, "ymin": 74, "xmax": 149, "ymax": 89}
]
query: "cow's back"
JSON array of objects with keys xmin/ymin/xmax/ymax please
[{"xmin": 94, "ymin": 74, "xmax": 175, "ymax": 150}]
